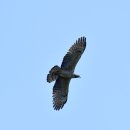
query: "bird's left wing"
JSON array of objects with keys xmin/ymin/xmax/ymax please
[{"xmin": 53, "ymin": 77, "xmax": 71, "ymax": 110}]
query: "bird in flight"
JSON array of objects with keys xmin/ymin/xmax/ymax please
[{"xmin": 47, "ymin": 37, "xmax": 87, "ymax": 110}]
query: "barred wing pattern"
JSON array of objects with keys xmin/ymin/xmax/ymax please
[
  {"xmin": 52, "ymin": 37, "xmax": 86, "ymax": 110},
  {"xmin": 61, "ymin": 37, "xmax": 86, "ymax": 71},
  {"xmin": 53, "ymin": 77, "xmax": 70, "ymax": 110}
]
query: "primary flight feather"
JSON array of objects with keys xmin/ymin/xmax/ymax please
[{"xmin": 47, "ymin": 37, "xmax": 86, "ymax": 110}]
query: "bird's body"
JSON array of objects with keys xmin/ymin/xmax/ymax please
[
  {"xmin": 58, "ymin": 68, "xmax": 79, "ymax": 78},
  {"xmin": 47, "ymin": 37, "xmax": 86, "ymax": 110}
]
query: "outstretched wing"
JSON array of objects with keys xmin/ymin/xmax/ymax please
[
  {"xmin": 53, "ymin": 77, "xmax": 71, "ymax": 110},
  {"xmin": 61, "ymin": 37, "xmax": 86, "ymax": 71}
]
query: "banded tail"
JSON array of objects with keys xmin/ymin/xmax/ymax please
[{"xmin": 47, "ymin": 65, "xmax": 61, "ymax": 83}]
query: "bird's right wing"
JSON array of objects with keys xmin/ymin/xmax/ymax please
[
  {"xmin": 53, "ymin": 77, "xmax": 71, "ymax": 110},
  {"xmin": 61, "ymin": 37, "xmax": 86, "ymax": 71}
]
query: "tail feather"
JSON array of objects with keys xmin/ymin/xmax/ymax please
[{"xmin": 47, "ymin": 65, "xmax": 61, "ymax": 83}]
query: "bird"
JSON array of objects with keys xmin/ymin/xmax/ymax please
[{"xmin": 47, "ymin": 37, "xmax": 87, "ymax": 110}]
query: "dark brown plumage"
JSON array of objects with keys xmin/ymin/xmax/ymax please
[{"xmin": 47, "ymin": 37, "xmax": 86, "ymax": 110}]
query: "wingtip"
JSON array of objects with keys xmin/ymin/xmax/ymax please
[
  {"xmin": 53, "ymin": 104, "xmax": 64, "ymax": 111},
  {"xmin": 79, "ymin": 36, "xmax": 86, "ymax": 42},
  {"xmin": 79, "ymin": 36, "xmax": 86, "ymax": 48}
]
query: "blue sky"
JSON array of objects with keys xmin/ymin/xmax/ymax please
[{"xmin": 0, "ymin": 0, "xmax": 130, "ymax": 130}]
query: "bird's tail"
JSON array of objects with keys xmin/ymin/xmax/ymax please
[{"xmin": 47, "ymin": 65, "xmax": 61, "ymax": 83}]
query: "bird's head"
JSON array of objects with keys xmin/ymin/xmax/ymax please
[{"xmin": 73, "ymin": 74, "xmax": 80, "ymax": 78}]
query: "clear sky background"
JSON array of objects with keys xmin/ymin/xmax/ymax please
[{"xmin": 0, "ymin": 0, "xmax": 130, "ymax": 130}]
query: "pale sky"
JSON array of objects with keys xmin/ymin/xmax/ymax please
[{"xmin": 0, "ymin": 0, "xmax": 130, "ymax": 130}]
